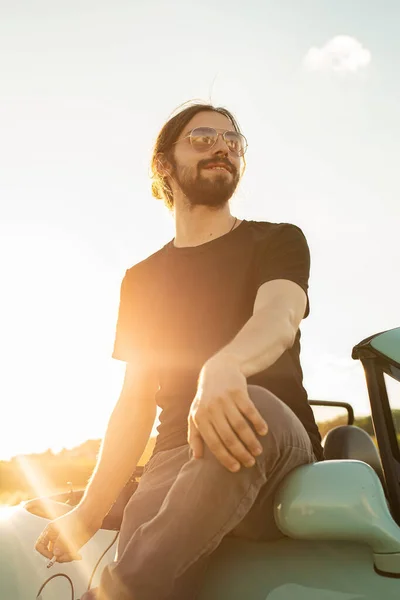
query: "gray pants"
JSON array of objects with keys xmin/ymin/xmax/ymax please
[{"xmin": 96, "ymin": 385, "xmax": 316, "ymax": 600}]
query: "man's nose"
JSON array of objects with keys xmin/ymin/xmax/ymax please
[{"xmin": 212, "ymin": 132, "xmax": 229, "ymax": 155}]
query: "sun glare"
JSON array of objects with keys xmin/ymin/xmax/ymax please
[
  {"xmin": 15, "ymin": 455, "xmax": 53, "ymax": 501},
  {"xmin": 0, "ymin": 506, "xmax": 14, "ymax": 520}
]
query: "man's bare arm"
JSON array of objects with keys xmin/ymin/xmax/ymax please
[
  {"xmin": 188, "ymin": 279, "xmax": 307, "ymax": 469},
  {"xmin": 78, "ymin": 362, "xmax": 158, "ymax": 524}
]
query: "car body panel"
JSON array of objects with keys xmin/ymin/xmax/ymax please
[
  {"xmin": 2, "ymin": 326, "xmax": 400, "ymax": 599},
  {"xmin": 1, "ymin": 504, "xmax": 400, "ymax": 599},
  {"xmin": 200, "ymin": 537, "xmax": 400, "ymax": 600},
  {"xmin": 2, "ymin": 459, "xmax": 400, "ymax": 599}
]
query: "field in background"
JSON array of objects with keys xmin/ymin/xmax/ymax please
[
  {"xmin": 2, "ymin": 409, "xmax": 399, "ymax": 506},
  {"xmin": 0, "ymin": 437, "xmax": 156, "ymax": 506}
]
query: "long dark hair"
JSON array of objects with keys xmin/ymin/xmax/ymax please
[{"xmin": 150, "ymin": 100, "xmax": 246, "ymax": 210}]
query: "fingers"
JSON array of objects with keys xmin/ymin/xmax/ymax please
[
  {"xmin": 188, "ymin": 416, "xmax": 204, "ymax": 459},
  {"xmin": 223, "ymin": 401, "xmax": 264, "ymax": 460},
  {"xmin": 200, "ymin": 423, "xmax": 241, "ymax": 473},
  {"xmin": 234, "ymin": 393, "xmax": 268, "ymax": 437},
  {"xmin": 34, "ymin": 526, "xmax": 57, "ymax": 559},
  {"xmin": 53, "ymin": 543, "xmax": 81, "ymax": 563},
  {"xmin": 35, "ymin": 540, "xmax": 81, "ymax": 563},
  {"xmin": 210, "ymin": 411, "xmax": 258, "ymax": 468},
  {"xmin": 192, "ymin": 392, "xmax": 268, "ymax": 471},
  {"xmin": 35, "ymin": 541, "xmax": 53, "ymax": 559},
  {"xmin": 34, "ymin": 524, "xmax": 82, "ymax": 563},
  {"xmin": 56, "ymin": 552, "xmax": 82, "ymax": 563}
]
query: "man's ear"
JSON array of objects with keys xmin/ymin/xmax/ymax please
[{"xmin": 156, "ymin": 153, "xmax": 172, "ymax": 178}]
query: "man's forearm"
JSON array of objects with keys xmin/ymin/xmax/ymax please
[
  {"xmin": 214, "ymin": 306, "xmax": 295, "ymax": 378},
  {"xmin": 79, "ymin": 396, "xmax": 156, "ymax": 522}
]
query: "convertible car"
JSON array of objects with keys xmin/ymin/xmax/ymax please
[{"xmin": 1, "ymin": 327, "xmax": 400, "ymax": 599}]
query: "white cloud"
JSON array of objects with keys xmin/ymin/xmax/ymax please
[{"xmin": 303, "ymin": 36, "xmax": 371, "ymax": 72}]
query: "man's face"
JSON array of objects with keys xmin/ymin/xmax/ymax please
[{"xmin": 167, "ymin": 111, "xmax": 242, "ymax": 209}]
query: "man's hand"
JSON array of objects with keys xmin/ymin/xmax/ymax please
[
  {"xmin": 188, "ymin": 355, "xmax": 268, "ymax": 472},
  {"xmin": 34, "ymin": 505, "xmax": 102, "ymax": 563}
]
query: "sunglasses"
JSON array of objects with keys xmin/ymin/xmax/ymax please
[{"xmin": 174, "ymin": 127, "xmax": 248, "ymax": 157}]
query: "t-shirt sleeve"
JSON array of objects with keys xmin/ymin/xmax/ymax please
[
  {"xmin": 112, "ymin": 269, "xmax": 150, "ymax": 363},
  {"xmin": 255, "ymin": 224, "xmax": 311, "ymax": 319}
]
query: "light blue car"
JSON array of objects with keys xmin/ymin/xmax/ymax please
[{"xmin": 1, "ymin": 327, "xmax": 400, "ymax": 599}]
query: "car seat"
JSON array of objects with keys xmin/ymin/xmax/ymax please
[{"xmin": 323, "ymin": 425, "xmax": 385, "ymax": 486}]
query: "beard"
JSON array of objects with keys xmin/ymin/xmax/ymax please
[{"xmin": 170, "ymin": 159, "xmax": 240, "ymax": 209}]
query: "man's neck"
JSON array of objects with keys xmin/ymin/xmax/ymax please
[{"xmin": 173, "ymin": 207, "xmax": 238, "ymax": 248}]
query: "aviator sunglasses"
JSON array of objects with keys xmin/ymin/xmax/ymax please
[{"xmin": 173, "ymin": 127, "xmax": 248, "ymax": 157}]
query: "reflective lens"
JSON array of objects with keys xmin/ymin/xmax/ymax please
[
  {"xmin": 190, "ymin": 128, "xmax": 218, "ymax": 151},
  {"xmin": 190, "ymin": 127, "xmax": 247, "ymax": 156},
  {"xmin": 223, "ymin": 131, "xmax": 247, "ymax": 156}
]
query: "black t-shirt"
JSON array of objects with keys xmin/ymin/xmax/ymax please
[{"xmin": 112, "ymin": 219, "xmax": 323, "ymax": 461}]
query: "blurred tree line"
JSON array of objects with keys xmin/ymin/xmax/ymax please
[
  {"xmin": 0, "ymin": 437, "xmax": 155, "ymax": 506},
  {"xmin": 1, "ymin": 410, "xmax": 399, "ymax": 506}
]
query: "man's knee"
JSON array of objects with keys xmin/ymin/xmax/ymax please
[
  {"xmin": 246, "ymin": 385, "xmax": 311, "ymax": 451},
  {"xmin": 247, "ymin": 384, "xmax": 291, "ymax": 422}
]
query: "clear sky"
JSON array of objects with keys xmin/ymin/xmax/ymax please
[{"xmin": 1, "ymin": 1, "xmax": 399, "ymax": 461}]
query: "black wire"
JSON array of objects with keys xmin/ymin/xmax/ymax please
[
  {"xmin": 86, "ymin": 531, "xmax": 120, "ymax": 591},
  {"xmin": 35, "ymin": 531, "xmax": 119, "ymax": 600},
  {"xmin": 36, "ymin": 572, "xmax": 75, "ymax": 600}
]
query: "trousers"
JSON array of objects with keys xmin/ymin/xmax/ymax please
[{"xmin": 94, "ymin": 385, "xmax": 316, "ymax": 599}]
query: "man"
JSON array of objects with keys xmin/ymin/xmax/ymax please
[{"xmin": 35, "ymin": 101, "xmax": 323, "ymax": 599}]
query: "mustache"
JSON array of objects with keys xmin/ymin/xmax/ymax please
[{"xmin": 200, "ymin": 160, "xmax": 236, "ymax": 174}]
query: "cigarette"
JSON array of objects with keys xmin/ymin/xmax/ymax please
[{"xmin": 47, "ymin": 555, "xmax": 57, "ymax": 568}]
